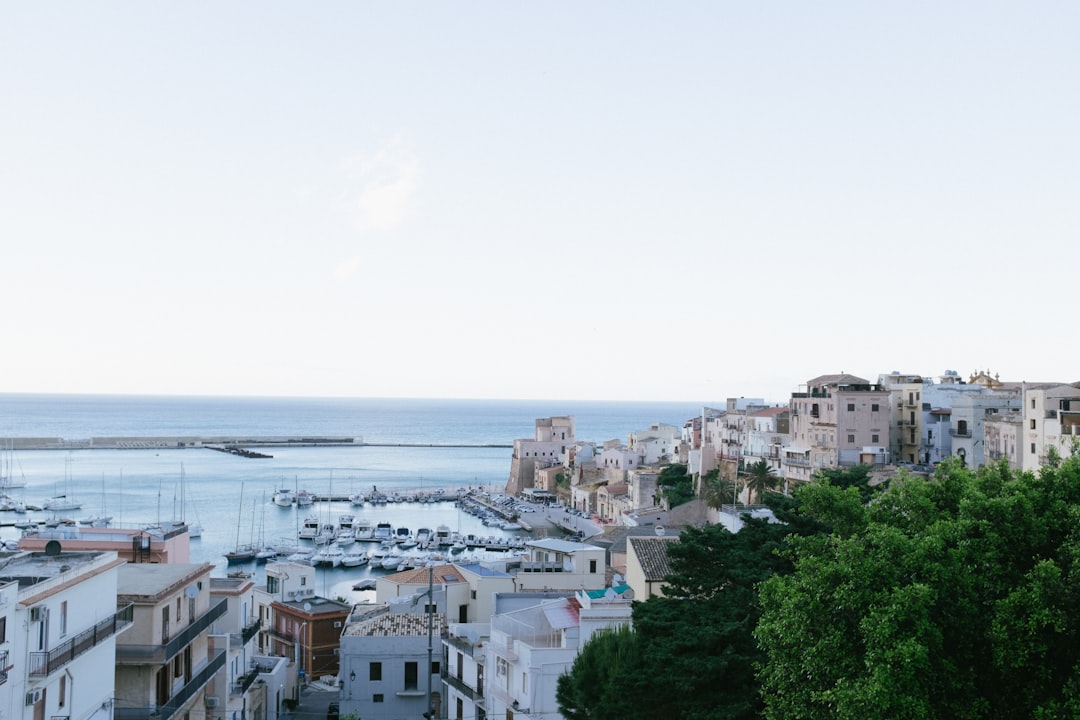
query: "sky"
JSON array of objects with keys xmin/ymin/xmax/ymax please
[{"xmin": 2, "ymin": 2, "xmax": 1078, "ymax": 404}]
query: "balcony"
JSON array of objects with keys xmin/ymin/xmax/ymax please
[
  {"xmin": 231, "ymin": 617, "xmax": 262, "ymax": 648},
  {"xmin": 784, "ymin": 456, "xmax": 811, "ymax": 468},
  {"xmin": 30, "ymin": 603, "xmax": 134, "ymax": 677},
  {"xmin": 231, "ymin": 666, "xmax": 261, "ymax": 697},
  {"xmin": 116, "ymin": 648, "xmax": 227, "ymax": 720},
  {"xmin": 519, "ymin": 561, "xmax": 565, "ymax": 573},
  {"xmin": 116, "ymin": 597, "xmax": 227, "ymax": 665},
  {"xmin": 949, "ymin": 428, "xmax": 972, "ymax": 438},
  {"xmin": 444, "ymin": 670, "xmax": 478, "ymax": 701}
]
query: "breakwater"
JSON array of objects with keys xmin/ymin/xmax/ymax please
[{"xmin": 0, "ymin": 436, "xmax": 513, "ymax": 451}]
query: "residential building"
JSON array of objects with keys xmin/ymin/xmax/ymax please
[
  {"xmin": 513, "ymin": 539, "xmax": 606, "ymax": 593},
  {"xmin": 625, "ymin": 534, "xmax": 679, "ymax": 599},
  {"xmin": 17, "ymin": 522, "xmax": 192, "ymax": 563},
  {"xmin": 339, "ymin": 603, "xmax": 446, "ymax": 720},
  {"xmin": 5, "ymin": 549, "xmax": 132, "ymax": 720},
  {"xmin": 595, "ymin": 482, "xmax": 630, "ymax": 525},
  {"xmin": 986, "ymin": 410, "xmax": 1023, "ymax": 468},
  {"xmin": 785, "ymin": 374, "xmax": 890, "ymax": 485},
  {"xmin": 268, "ymin": 597, "xmax": 350, "ymax": 685},
  {"xmin": 949, "ymin": 392, "xmax": 1021, "ymax": 469},
  {"xmin": 627, "ymin": 423, "xmax": 680, "ymax": 465},
  {"xmin": 1020, "ymin": 383, "xmax": 1080, "ymax": 472},
  {"xmin": 485, "ymin": 587, "xmax": 632, "ymax": 719},
  {"xmin": 115, "ymin": 562, "xmax": 223, "ymax": 720},
  {"xmin": 254, "ymin": 563, "xmax": 316, "ymax": 656},
  {"xmin": 374, "ymin": 564, "xmax": 515, "ymax": 626},
  {"xmin": 742, "ymin": 406, "xmax": 789, "ymax": 476}
]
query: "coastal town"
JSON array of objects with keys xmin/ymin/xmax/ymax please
[{"xmin": 0, "ymin": 368, "xmax": 1078, "ymax": 720}]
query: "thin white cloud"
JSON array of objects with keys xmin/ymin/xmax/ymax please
[{"xmin": 342, "ymin": 134, "xmax": 421, "ymax": 232}]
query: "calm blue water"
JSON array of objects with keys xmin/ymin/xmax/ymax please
[{"xmin": 0, "ymin": 394, "xmax": 703, "ymax": 597}]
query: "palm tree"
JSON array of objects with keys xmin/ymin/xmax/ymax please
[
  {"xmin": 741, "ymin": 459, "xmax": 779, "ymax": 503},
  {"xmin": 700, "ymin": 469, "xmax": 738, "ymax": 511}
]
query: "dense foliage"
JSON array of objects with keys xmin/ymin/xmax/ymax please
[
  {"xmin": 560, "ymin": 459, "xmax": 1080, "ymax": 719},
  {"xmin": 756, "ymin": 457, "xmax": 1080, "ymax": 719},
  {"xmin": 658, "ymin": 463, "xmax": 696, "ymax": 507}
]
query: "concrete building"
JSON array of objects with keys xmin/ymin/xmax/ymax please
[
  {"xmin": 18, "ymin": 522, "xmax": 192, "ymax": 564},
  {"xmin": 254, "ymin": 563, "xmax": 316, "ymax": 656},
  {"xmin": 207, "ymin": 575, "xmax": 288, "ymax": 720},
  {"xmin": 3, "ymin": 549, "xmax": 131, "ymax": 720},
  {"xmin": 339, "ymin": 605, "xmax": 446, "ymax": 720},
  {"xmin": 485, "ymin": 587, "xmax": 632, "ymax": 719},
  {"xmin": 115, "ymin": 562, "xmax": 223, "ymax": 720},
  {"xmin": 785, "ymin": 374, "xmax": 890, "ymax": 485},
  {"xmin": 1020, "ymin": 383, "xmax": 1080, "ymax": 472},
  {"xmin": 625, "ymin": 534, "xmax": 679, "ymax": 599},
  {"xmin": 627, "ymin": 423, "xmax": 680, "ymax": 465},
  {"xmin": 949, "ymin": 392, "xmax": 1022, "ymax": 470},
  {"xmin": 513, "ymin": 539, "xmax": 607, "ymax": 593},
  {"xmin": 986, "ymin": 410, "xmax": 1023, "ymax": 468},
  {"xmin": 742, "ymin": 406, "xmax": 790, "ymax": 476},
  {"xmin": 268, "ymin": 597, "xmax": 350, "ymax": 686}
]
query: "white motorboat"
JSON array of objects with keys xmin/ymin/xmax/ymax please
[
  {"xmin": 272, "ymin": 488, "xmax": 295, "ymax": 507},
  {"xmin": 340, "ymin": 548, "xmax": 370, "ymax": 568},
  {"xmin": 354, "ymin": 519, "xmax": 374, "ymax": 541},
  {"xmin": 373, "ymin": 522, "xmax": 394, "ymax": 542},
  {"xmin": 298, "ymin": 515, "xmax": 321, "ymax": 540},
  {"xmin": 295, "ymin": 490, "xmax": 314, "ymax": 507},
  {"xmin": 313, "ymin": 543, "xmax": 345, "ymax": 568}
]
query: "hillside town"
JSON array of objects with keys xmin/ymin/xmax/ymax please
[{"xmin": 1, "ymin": 369, "xmax": 1078, "ymax": 720}]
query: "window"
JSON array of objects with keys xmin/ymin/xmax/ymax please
[
  {"xmin": 373, "ymin": 694, "xmax": 384, "ymax": 703},
  {"xmin": 847, "ymin": 435, "xmax": 855, "ymax": 444},
  {"xmin": 589, "ymin": 559, "xmax": 597, "ymax": 573},
  {"xmin": 871, "ymin": 404, "xmax": 880, "ymax": 412},
  {"xmin": 847, "ymin": 403, "xmax": 855, "ymax": 412},
  {"xmin": 0, "ymin": 616, "xmax": 6, "ymax": 644},
  {"xmin": 1031, "ymin": 419, "xmax": 1037, "ymax": 430},
  {"xmin": 872, "ymin": 434, "xmax": 879, "ymax": 444},
  {"xmin": 431, "ymin": 661, "xmax": 440, "ymax": 675},
  {"xmin": 405, "ymin": 661, "xmax": 418, "ymax": 690},
  {"xmin": 177, "ymin": 597, "xmax": 182, "ymax": 622},
  {"xmin": 59, "ymin": 675, "xmax": 66, "ymax": 707},
  {"xmin": 1032, "ymin": 443, "xmax": 1037, "ymax": 455},
  {"xmin": 333, "ymin": 621, "xmax": 342, "ymax": 628},
  {"xmin": 267, "ymin": 576, "xmax": 279, "ymax": 594},
  {"xmin": 370, "ymin": 662, "xmax": 382, "ymax": 681},
  {"xmin": 300, "ymin": 577, "xmax": 307, "ymax": 586},
  {"xmin": 60, "ymin": 601, "xmax": 67, "ymax": 636}
]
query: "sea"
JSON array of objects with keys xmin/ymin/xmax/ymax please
[{"xmin": 0, "ymin": 394, "xmax": 704, "ymax": 601}]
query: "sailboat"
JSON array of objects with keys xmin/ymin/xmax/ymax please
[
  {"xmin": 44, "ymin": 453, "xmax": 82, "ymax": 512},
  {"xmin": 0, "ymin": 440, "xmax": 27, "ymax": 490},
  {"xmin": 224, "ymin": 482, "xmax": 257, "ymax": 562},
  {"xmin": 179, "ymin": 463, "xmax": 202, "ymax": 538},
  {"xmin": 80, "ymin": 473, "xmax": 113, "ymax": 526}
]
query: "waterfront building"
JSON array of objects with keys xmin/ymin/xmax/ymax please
[
  {"xmin": 506, "ymin": 417, "xmax": 575, "ymax": 496},
  {"xmin": 741, "ymin": 406, "xmax": 790, "ymax": 477},
  {"xmin": 254, "ymin": 563, "xmax": 316, "ymax": 656},
  {"xmin": 4, "ymin": 548, "xmax": 131, "ymax": 720},
  {"xmin": 513, "ymin": 538, "xmax": 607, "ymax": 593},
  {"xmin": 115, "ymin": 562, "xmax": 221, "ymax": 720},
  {"xmin": 18, "ymin": 522, "xmax": 192, "ymax": 564},
  {"xmin": 627, "ymin": 422, "xmax": 681, "ymax": 465}
]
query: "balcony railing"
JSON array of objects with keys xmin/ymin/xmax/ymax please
[
  {"xmin": 784, "ymin": 456, "xmax": 811, "ymax": 468},
  {"xmin": 518, "ymin": 561, "xmax": 565, "ymax": 573},
  {"xmin": 116, "ymin": 597, "xmax": 227, "ymax": 665},
  {"xmin": 231, "ymin": 667, "xmax": 261, "ymax": 697},
  {"xmin": 949, "ymin": 428, "xmax": 972, "ymax": 438},
  {"xmin": 443, "ymin": 670, "xmax": 477, "ymax": 700},
  {"xmin": 30, "ymin": 603, "xmax": 134, "ymax": 677},
  {"xmin": 116, "ymin": 648, "xmax": 226, "ymax": 720},
  {"xmin": 231, "ymin": 617, "xmax": 262, "ymax": 648}
]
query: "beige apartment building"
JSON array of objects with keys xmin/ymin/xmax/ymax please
[{"xmin": 785, "ymin": 374, "xmax": 890, "ymax": 485}]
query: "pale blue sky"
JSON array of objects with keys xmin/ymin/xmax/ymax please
[{"xmin": 2, "ymin": 3, "xmax": 1077, "ymax": 403}]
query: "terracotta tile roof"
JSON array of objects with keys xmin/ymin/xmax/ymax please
[
  {"xmin": 343, "ymin": 609, "xmax": 446, "ymax": 637},
  {"xmin": 386, "ymin": 563, "xmax": 466, "ymax": 585},
  {"xmin": 629, "ymin": 536, "xmax": 679, "ymax": 581}
]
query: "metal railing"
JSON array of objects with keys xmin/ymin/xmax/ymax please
[
  {"xmin": 116, "ymin": 598, "xmax": 227, "ymax": 664},
  {"xmin": 30, "ymin": 603, "xmax": 134, "ymax": 677},
  {"xmin": 231, "ymin": 618, "xmax": 262, "ymax": 648},
  {"xmin": 115, "ymin": 648, "xmax": 226, "ymax": 720},
  {"xmin": 231, "ymin": 667, "xmax": 261, "ymax": 697}
]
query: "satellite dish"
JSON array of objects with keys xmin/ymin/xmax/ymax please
[
  {"xmin": 45, "ymin": 540, "xmax": 62, "ymax": 556},
  {"xmin": 654, "ymin": 525, "xmax": 666, "ymax": 536},
  {"xmin": 185, "ymin": 585, "xmax": 199, "ymax": 599},
  {"xmin": 303, "ymin": 602, "xmax": 312, "ymax": 612}
]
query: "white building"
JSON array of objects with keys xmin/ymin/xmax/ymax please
[
  {"xmin": 506, "ymin": 417, "xmax": 576, "ymax": 495},
  {"xmin": 513, "ymin": 539, "xmax": 607, "ymax": 593},
  {"xmin": 949, "ymin": 392, "xmax": 1021, "ymax": 469},
  {"xmin": 339, "ymin": 605, "xmax": 446, "ymax": 720},
  {"xmin": 1021, "ymin": 382, "xmax": 1080, "ymax": 472},
  {"xmin": 5, "ymin": 549, "xmax": 131, "ymax": 720},
  {"xmin": 485, "ymin": 587, "xmax": 632, "ymax": 719},
  {"xmin": 627, "ymin": 423, "xmax": 681, "ymax": 465}
]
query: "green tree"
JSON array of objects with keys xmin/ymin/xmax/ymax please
[
  {"xmin": 755, "ymin": 456, "xmax": 1080, "ymax": 720},
  {"xmin": 741, "ymin": 460, "xmax": 779, "ymax": 503},
  {"xmin": 657, "ymin": 463, "xmax": 695, "ymax": 507},
  {"xmin": 701, "ymin": 468, "xmax": 738, "ymax": 510},
  {"xmin": 556, "ymin": 624, "xmax": 647, "ymax": 720}
]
